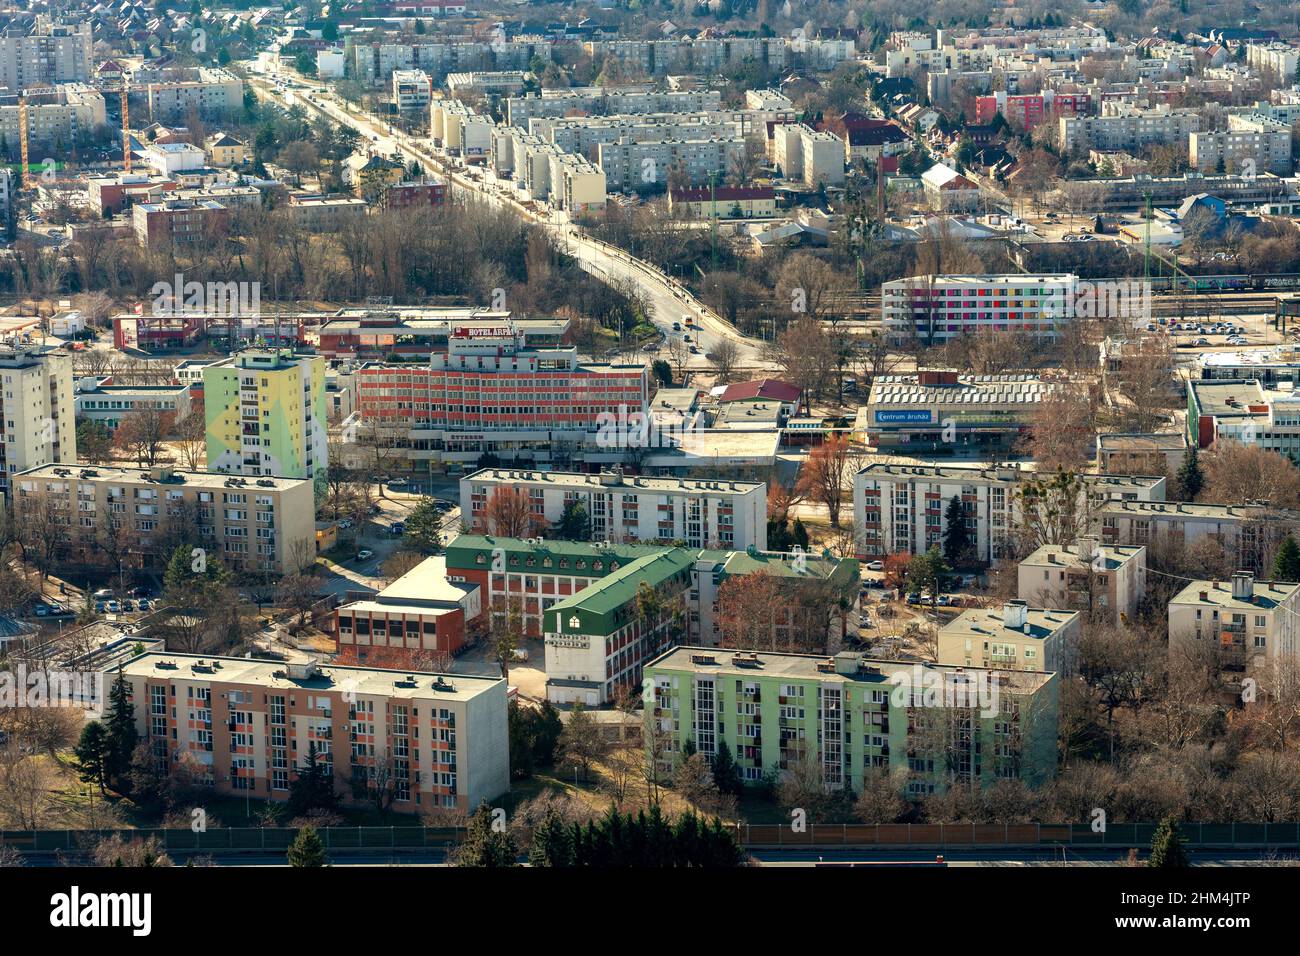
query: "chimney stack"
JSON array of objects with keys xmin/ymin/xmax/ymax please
[
  {"xmin": 1003, "ymin": 600, "xmax": 1028, "ymax": 631},
  {"xmin": 1231, "ymin": 571, "xmax": 1255, "ymax": 601}
]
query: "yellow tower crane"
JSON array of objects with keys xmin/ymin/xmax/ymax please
[
  {"xmin": 121, "ymin": 84, "xmax": 131, "ymax": 173},
  {"xmin": 18, "ymin": 93, "xmax": 29, "ymax": 190}
]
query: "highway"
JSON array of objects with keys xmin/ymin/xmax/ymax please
[{"xmin": 246, "ymin": 65, "xmax": 773, "ymax": 372}]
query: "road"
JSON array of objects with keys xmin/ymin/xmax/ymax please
[{"xmin": 246, "ymin": 65, "xmax": 774, "ymax": 373}]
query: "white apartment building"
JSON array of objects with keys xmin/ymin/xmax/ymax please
[
  {"xmin": 1168, "ymin": 571, "xmax": 1300, "ymax": 672},
  {"xmin": 145, "ymin": 67, "xmax": 245, "ymax": 122},
  {"xmin": 1247, "ymin": 43, "xmax": 1299, "ymax": 80},
  {"xmin": 12, "ymin": 465, "xmax": 315, "ymax": 576},
  {"xmin": 0, "ymin": 346, "xmax": 76, "ymax": 496},
  {"xmin": 937, "ymin": 600, "xmax": 1081, "ymax": 674},
  {"xmin": 597, "ymin": 136, "xmax": 746, "ymax": 191},
  {"xmin": 799, "ymin": 126, "xmax": 846, "ymax": 186},
  {"xmin": 1189, "ymin": 113, "xmax": 1293, "ymax": 175},
  {"xmin": 460, "ymin": 467, "xmax": 768, "ymax": 550},
  {"xmin": 1059, "ymin": 107, "xmax": 1199, "ymax": 153},
  {"xmin": 0, "ymin": 19, "xmax": 92, "ymax": 90},
  {"xmin": 392, "ymin": 70, "xmax": 432, "ymax": 111},
  {"xmin": 316, "ymin": 48, "xmax": 346, "ymax": 79},
  {"xmin": 1017, "ymin": 538, "xmax": 1147, "ymax": 624},
  {"xmin": 853, "ymin": 461, "xmax": 1165, "ymax": 560},
  {"xmin": 505, "ymin": 88, "xmax": 723, "ymax": 126},
  {"xmin": 882, "ymin": 274, "xmax": 1078, "ymax": 347},
  {"xmin": 0, "ymin": 85, "xmax": 104, "ymax": 150}
]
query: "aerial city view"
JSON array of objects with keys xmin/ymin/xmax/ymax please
[{"xmin": 0, "ymin": 0, "xmax": 1297, "ymax": 930}]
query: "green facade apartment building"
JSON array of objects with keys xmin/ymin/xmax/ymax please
[{"xmin": 644, "ymin": 647, "xmax": 1058, "ymax": 795}]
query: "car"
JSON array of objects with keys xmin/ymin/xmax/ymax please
[
  {"xmin": 105, "ymin": 601, "xmax": 121, "ymax": 613},
  {"xmin": 671, "ymin": 322, "xmax": 682, "ymax": 331},
  {"xmin": 865, "ymin": 560, "xmax": 884, "ymax": 571},
  {"xmin": 356, "ymin": 549, "xmax": 375, "ymax": 561},
  {"xmin": 390, "ymin": 521, "xmax": 406, "ymax": 535},
  {"xmin": 389, "ymin": 477, "xmax": 409, "ymax": 487},
  {"xmin": 92, "ymin": 588, "xmax": 114, "ymax": 599},
  {"xmin": 689, "ymin": 345, "xmax": 700, "ymax": 353},
  {"xmin": 127, "ymin": 586, "xmax": 152, "ymax": 598},
  {"xmin": 34, "ymin": 605, "xmax": 49, "ymax": 617},
  {"xmin": 121, "ymin": 600, "xmax": 136, "ymax": 613},
  {"xmin": 136, "ymin": 599, "xmax": 153, "ymax": 612},
  {"xmin": 94, "ymin": 601, "xmax": 107, "ymax": 614},
  {"xmin": 1194, "ymin": 337, "xmax": 1211, "ymax": 346},
  {"xmin": 906, "ymin": 592, "xmax": 922, "ymax": 605},
  {"xmin": 338, "ymin": 518, "xmax": 354, "ymax": 529}
]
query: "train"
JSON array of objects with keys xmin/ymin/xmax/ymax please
[{"xmin": 1145, "ymin": 273, "xmax": 1300, "ymax": 293}]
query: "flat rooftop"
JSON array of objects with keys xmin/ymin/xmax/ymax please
[
  {"xmin": 118, "ymin": 652, "xmax": 502, "ymax": 702},
  {"xmin": 1170, "ymin": 578, "xmax": 1300, "ymax": 610},
  {"xmin": 1019, "ymin": 542, "xmax": 1145, "ymax": 570},
  {"xmin": 647, "ymin": 646, "xmax": 1054, "ymax": 691},
  {"xmin": 14, "ymin": 464, "xmax": 310, "ymax": 492},
  {"xmin": 869, "ymin": 374, "xmax": 1056, "ymax": 406},
  {"xmin": 1189, "ymin": 379, "xmax": 1272, "ymax": 421},
  {"xmin": 371, "ymin": 555, "xmax": 476, "ymax": 607},
  {"xmin": 941, "ymin": 605, "xmax": 1079, "ymax": 642},
  {"xmin": 463, "ymin": 468, "xmax": 764, "ymax": 493}
]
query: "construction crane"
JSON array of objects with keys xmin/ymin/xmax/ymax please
[
  {"xmin": 121, "ymin": 82, "xmax": 131, "ymax": 173},
  {"xmin": 17, "ymin": 93, "xmax": 28, "ymax": 190}
]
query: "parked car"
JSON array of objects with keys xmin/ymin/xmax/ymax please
[
  {"xmin": 390, "ymin": 521, "xmax": 406, "ymax": 535},
  {"xmin": 865, "ymin": 560, "xmax": 884, "ymax": 571},
  {"xmin": 92, "ymin": 588, "xmax": 114, "ymax": 599},
  {"xmin": 136, "ymin": 599, "xmax": 153, "ymax": 612},
  {"xmin": 356, "ymin": 549, "xmax": 374, "ymax": 561},
  {"xmin": 94, "ymin": 601, "xmax": 107, "ymax": 614},
  {"xmin": 105, "ymin": 601, "xmax": 122, "ymax": 613},
  {"xmin": 388, "ymin": 477, "xmax": 409, "ymax": 488}
]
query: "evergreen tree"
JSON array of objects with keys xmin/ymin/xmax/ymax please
[
  {"xmin": 941, "ymin": 495, "xmax": 972, "ymax": 566},
  {"xmin": 74, "ymin": 721, "xmax": 110, "ymax": 794},
  {"xmin": 531, "ymin": 701, "xmax": 564, "ymax": 765},
  {"xmin": 1175, "ymin": 447, "xmax": 1204, "ymax": 501},
  {"xmin": 553, "ymin": 501, "xmax": 592, "ymax": 541},
  {"xmin": 508, "ymin": 701, "xmax": 536, "ymax": 779},
  {"xmin": 455, "ymin": 803, "xmax": 518, "ymax": 867},
  {"xmin": 1148, "ymin": 816, "xmax": 1190, "ymax": 868},
  {"xmin": 404, "ymin": 497, "xmax": 447, "ymax": 555},
  {"xmin": 287, "ymin": 825, "xmax": 328, "ymax": 867},
  {"xmin": 1275, "ymin": 536, "xmax": 1300, "ymax": 583},
  {"xmin": 103, "ymin": 672, "xmax": 138, "ymax": 788},
  {"xmin": 529, "ymin": 807, "xmax": 575, "ymax": 867},
  {"xmin": 288, "ymin": 741, "xmax": 338, "ymax": 816},
  {"xmin": 711, "ymin": 740, "xmax": 743, "ymax": 796},
  {"xmin": 792, "ymin": 518, "xmax": 810, "ymax": 551}
]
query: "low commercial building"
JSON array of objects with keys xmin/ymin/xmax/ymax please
[
  {"xmin": 1017, "ymin": 539, "xmax": 1147, "ymax": 624},
  {"xmin": 460, "ymin": 467, "xmax": 768, "ymax": 550},
  {"xmin": 11, "ymin": 465, "xmax": 315, "ymax": 576},
  {"xmin": 334, "ymin": 556, "xmax": 482, "ymax": 662},
  {"xmin": 1168, "ymin": 571, "xmax": 1300, "ymax": 671},
  {"xmin": 645, "ymin": 647, "xmax": 1059, "ymax": 793},
  {"xmin": 863, "ymin": 370, "xmax": 1056, "ymax": 453},
  {"xmin": 74, "ymin": 381, "xmax": 192, "ymax": 430},
  {"xmin": 114, "ymin": 653, "xmax": 508, "ymax": 813},
  {"xmin": 1095, "ymin": 432, "xmax": 1186, "ymax": 475},
  {"xmin": 1186, "ymin": 378, "xmax": 1300, "ymax": 456},
  {"xmin": 937, "ymin": 600, "xmax": 1081, "ymax": 673},
  {"xmin": 668, "ymin": 185, "xmax": 776, "ymax": 219},
  {"xmin": 543, "ymin": 548, "xmax": 695, "ymax": 705}
]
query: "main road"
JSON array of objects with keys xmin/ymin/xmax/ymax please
[{"xmin": 245, "ymin": 64, "xmax": 774, "ymax": 372}]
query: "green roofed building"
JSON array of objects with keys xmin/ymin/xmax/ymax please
[
  {"xmin": 645, "ymin": 647, "xmax": 1059, "ymax": 792},
  {"xmin": 542, "ymin": 548, "xmax": 695, "ymax": 706}
]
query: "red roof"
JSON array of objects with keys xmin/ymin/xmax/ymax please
[{"xmin": 719, "ymin": 379, "xmax": 802, "ymax": 404}]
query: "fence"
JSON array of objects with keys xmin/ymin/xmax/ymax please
[{"xmin": 5, "ymin": 822, "xmax": 1300, "ymax": 855}]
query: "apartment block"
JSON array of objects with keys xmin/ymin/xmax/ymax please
[
  {"xmin": 1095, "ymin": 432, "xmax": 1186, "ymax": 476},
  {"xmin": 598, "ymin": 136, "xmax": 745, "ymax": 191},
  {"xmin": 114, "ymin": 653, "xmax": 508, "ymax": 814},
  {"xmin": 852, "ymin": 460, "xmax": 1165, "ymax": 560},
  {"xmin": 0, "ymin": 19, "xmax": 92, "ymax": 90},
  {"xmin": 938, "ymin": 600, "xmax": 1081, "ymax": 674},
  {"xmin": 645, "ymin": 647, "xmax": 1059, "ymax": 793},
  {"xmin": 132, "ymin": 198, "xmax": 228, "ymax": 250},
  {"xmin": 392, "ymin": 69, "xmax": 431, "ymax": 111},
  {"xmin": 11, "ymin": 465, "xmax": 315, "ymax": 576},
  {"xmin": 0, "ymin": 346, "xmax": 76, "ymax": 495},
  {"xmin": 1168, "ymin": 571, "xmax": 1300, "ymax": 671},
  {"xmin": 1059, "ymin": 107, "xmax": 1199, "ymax": 153},
  {"xmin": 505, "ymin": 88, "xmax": 723, "ymax": 127},
  {"xmin": 882, "ymin": 274, "xmax": 1077, "ymax": 347},
  {"xmin": 1098, "ymin": 498, "xmax": 1298, "ymax": 575},
  {"xmin": 354, "ymin": 322, "xmax": 646, "ymax": 467},
  {"xmin": 1246, "ymin": 42, "xmax": 1300, "ymax": 79},
  {"xmin": 1190, "ymin": 113, "xmax": 1293, "ymax": 175},
  {"xmin": 800, "ymin": 126, "xmax": 846, "ymax": 186},
  {"xmin": 145, "ymin": 67, "xmax": 245, "ymax": 122},
  {"xmin": 1017, "ymin": 539, "xmax": 1147, "ymax": 623},
  {"xmin": 0, "ymin": 85, "xmax": 104, "ymax": 150},
  {"xmin": 543, "ymin": 548, "xmax": 695, "ymax": 705},
  {"xmin": 203, "ymin": 349, "xmax": 328, "ymax": 480}
]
